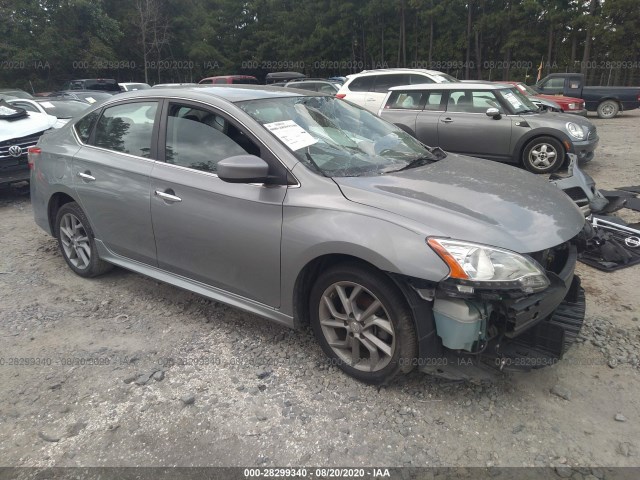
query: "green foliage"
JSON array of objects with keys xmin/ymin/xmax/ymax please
[{"xmin": 1, "ymin": 0, "xmax": 638, "ymax": 89}]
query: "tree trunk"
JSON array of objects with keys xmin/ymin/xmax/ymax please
[
  {"xmin": 465, "ymin": 1, "xmax": 472, "ymax": 79},
  {"xmin": 546, "ymin": 24, "xmax": 553, "ymax": 76},
  {"xmin": 474, "ymin": 28, "xmax": 482, "ymax": 79},
  {"xmin": 428, "ymin": 10, "xmax": 433, "ymax": 64},
  {"xmin": 581, "ymin": 0, "xmax": 598, "ymax": 75}
]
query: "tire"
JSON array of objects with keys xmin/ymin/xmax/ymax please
[
  {"xmin": 309, "ymin": 262, "xmax": 417, "ymax": 385},
  {"xmin": 55, "ymin": 202, "xmax": 112, "ymax": 278},
  {"xmin": 596, "ymin": 100, "xmax": 619, "ymax": 119},
  {"xmin": 522, "ymin": 136, "xmax": 565, "ymax": 174}
]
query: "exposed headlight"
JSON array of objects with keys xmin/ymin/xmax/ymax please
[
  {"xmin": 427, "ymin": 238, "xmax": 550, "ymax": 293},
  {"xmin": 566, "ymin": 122, "xmax": 585, "ymax": 140},
  {"xmin": 568, "ymin": 103, "xmax": 576, "ymax": 110}
]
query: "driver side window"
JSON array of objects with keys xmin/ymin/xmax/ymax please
[{"xmin": 164, "ymin": 104, "xmax": 261, "ymax": 173}]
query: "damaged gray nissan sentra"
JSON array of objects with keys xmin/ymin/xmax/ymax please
[{"xmin": 29, "ymin": 85, "xmax": 589, "ymax": 384}]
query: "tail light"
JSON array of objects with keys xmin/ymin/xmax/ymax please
[
  {"xmin": 27, "ymin": 147, "xmax": 41, "ymax": 170},
  {"xmin": 335, "ymin": 93, "xmax": 346, "ymax": 99}
]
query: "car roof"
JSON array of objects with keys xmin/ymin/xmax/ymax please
[
  {"xmin": 100, "ymin": 85, "xmax": 315, "ymax": 103},
  {"xmin": 201, "ymin": 75, "xmax": 257, "ymax": 80},
  {"xmin": 347, "ymin": 68, "xmax": 448, "ymax": 78},
  {"xmin": 389, "ymin": 82, "xmax": 508, "ymax": 91}
]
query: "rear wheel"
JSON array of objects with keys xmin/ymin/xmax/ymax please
[
  {"xmin": 309, "ymin": 263, "xmax": 417, "ymax": 384},
  {"xmin": 522, "ymin": 136, "xmax": 565, "ymax": 174},
  {"xmin": 55, "ymin": 202, "xmax": 112, "ymax": 278},
  {"xmin": 596, "ymin": 100, "xmax": 619, "ymax": 119}
]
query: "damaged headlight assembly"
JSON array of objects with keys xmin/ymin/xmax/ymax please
[{"xmin": 427, "ymin": 238, "xmax": 550, "ymax": 294}]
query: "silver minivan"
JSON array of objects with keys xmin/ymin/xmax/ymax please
[{"xmin": 30, "ymin": 86, "xmax": 588, "ymax": 384}]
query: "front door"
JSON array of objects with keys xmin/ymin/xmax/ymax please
[
  {"xmin": 436, "ymin": 89, "xmax": 513, "ymax": 161},
  {"xmin": 150, "ymin": 101, "xmax": 286, "ymax": 307}
]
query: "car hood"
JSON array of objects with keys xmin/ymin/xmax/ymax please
[
  {"xmin": 519, "ymin": 110, "xmax": 594, "ymax": 130},
  {"xmin": 0, "ymin": 112, "xmax": 56, "ymax": 142},
  {"xmin": 536, "ymin": 93, "xmax": 583, "ymax": 104},
  {"xmin": 333, "ymin": 154, "xmax": 585, "ymax": 253}
]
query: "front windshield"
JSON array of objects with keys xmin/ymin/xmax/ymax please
[
  {"xmin": 239, "ymin": 96, "xmax": 440, "ymax": 177},
  {"xmin": 497, "ymin": 87, "xmax": 539, "ymax": 114}
]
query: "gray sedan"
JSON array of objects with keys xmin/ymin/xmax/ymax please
[
  {"xmin": 379, "ymin": 83, "xmax": 598, "ymax": 174},
  {"xmin": 30, "ymin": 85, "xmax": 588, "ymax": 384}
]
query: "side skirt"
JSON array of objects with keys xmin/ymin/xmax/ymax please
[{"xmin": 95, "ymin": 240, "xmax": 295, "ymax": 329}]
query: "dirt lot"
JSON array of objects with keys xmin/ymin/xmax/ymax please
[{"xmin": 1, "ymin": 110, "xmax": 639, "ymax": 473}]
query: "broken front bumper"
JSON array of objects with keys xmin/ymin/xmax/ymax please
[{"xmin": 417, "ymin": 241, "xmax": 586, "ymax": 382}]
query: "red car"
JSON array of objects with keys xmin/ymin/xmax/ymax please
[
  {"xmin": 198, "ymin": 75, "xmax": 259, "ymax": 85},
  {"xmin": 504, "ymin": 81, "xmax": 587, "ymax": 116}
]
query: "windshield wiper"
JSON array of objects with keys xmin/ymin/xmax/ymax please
[{"xmin": 390, "ymin": 155, "xmax": 435, "ymax": 172}]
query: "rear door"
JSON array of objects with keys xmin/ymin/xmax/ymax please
[
  {"xmin": 72, "ymin": 100, "xmax": 160, "ymax": 265},
  {"xmin": 365, "ymin": 74, "xmax": 410, "ymax": 113},
  {"xmin": 340, "ymin": 76, "xmax": 374, "ymax": 109},
  {"xmin": 149, "ymin": 100, "xmax": 287, "ymax": 307},
  {"xmin": 436, "ymin": 89, "xmax": 513, "ymax": 160}
]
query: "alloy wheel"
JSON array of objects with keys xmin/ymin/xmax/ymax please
[
  {"xmin": 59, "ymin": 213, "xmax": 91, "ymax": 269},
  {"xmin": 529, "ymin": 143, "xmax": 557, "ymax": 169},
  {"xmin": 318, "ymin": 281, "xmax": 396, "ymax": 372}
]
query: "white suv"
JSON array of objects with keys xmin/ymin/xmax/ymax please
[{"xmin": 336, "ymin": 68, "xmax": 458, "ymax": 113}]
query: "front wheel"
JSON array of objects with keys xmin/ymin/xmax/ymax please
[
  {"xmin": 309, "ymin": 263, "xmax": 417, "ymax": 385},
  {"xmin": 55, "ymin": 202, "xmax": 112, "ymax": 278},
  {"xmin": 596, "ymin": 100, "xmax": 619, "ymax": 119},
  {"xmin": 522, "ymin": 136, "xmax": 565, "ymax": 174}
]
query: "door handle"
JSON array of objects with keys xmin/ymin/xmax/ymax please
[
  {"xmin": 155, "ymin": 190, "xmax": 182, "ymax": 203},
  {"xmin": 77, "ymin": 171, "xmax": 95, "ymax": 181},
  {"xmin": 440, "ymin": 118, "xmax": 453, "ymax": 123}
]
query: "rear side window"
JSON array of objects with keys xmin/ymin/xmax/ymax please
[
  {"xmin": 348, "ymin": 76, "xmax": 374, "ymax": 92},
  {"xmin": 92, "ymin": 102, "xmax": 158, "ymax": 157},
  {"xmin": 384, "ymin": 90, "xmax": 443, "ymax": 110},
  {"xmin": 373, "ymin": 74, "xmax": 409, "ymax": 93},
  {"xmin": 74, "ymin": 110, "xmax": 101, "ymax": 143},
  {"xmin": 409, "ymin": 74, "xmax": 435, "ymax": 85},
  {"xmin": 199, "ymin": 79, "xmax": 213, "ymax": 84},
  {"xmin": 213, "ymin": 78, "xmax": 227, "ymax": 84}
]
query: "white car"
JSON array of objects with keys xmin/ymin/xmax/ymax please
[
  {"xmin": 119, "ymin": 82, "xmax": 151, "ymax": 91},
  {"xmin": 8, "ymin": 98, "xmax": 88, "ymax": 128},
  {"xmin": 336, "ymin": 68, "xmax": 459, "ymax": 113},
  {"xmin": 0, "ymin": 101, "xmax": 57, "ymax": 186}
]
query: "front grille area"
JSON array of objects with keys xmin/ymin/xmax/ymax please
[
  {"xmin": 587, "ymin": 127, "xmax": 597, "ymax": 141},
  {"xmin": 0, "ymin": 131, "xmax": 44, "ymax": 160},
  {"xmin": 528, "ymin": 242, "xmax": 571, "ymax": 276}
]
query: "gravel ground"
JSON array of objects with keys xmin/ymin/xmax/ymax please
[{"xmin": 0, "ymin": 110, "xmax": 639, "ymax": 473}]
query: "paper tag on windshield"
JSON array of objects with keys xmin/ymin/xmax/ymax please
[
  {"xmin": 502, "ymin": 92, "xmax": 523, "ymax": 109},
  {"xmin": 264, "ymin": 120, "xmax": 317, "ymax": 151},
  {"xmin": 40, "ymin": 101, "xmax": 55, "ymax": 109},
  {"xmin": 85, "ymin": 97, "xmax": 96, "ymax": 104}
]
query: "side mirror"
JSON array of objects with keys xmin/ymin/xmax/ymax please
[
  {"xmin": 486, "ymin": 107, "xmax": 501, "ymax": 119},
  {"xmin": 217, "ymin": 155, "xmax": 270, "ymax": 183}
]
